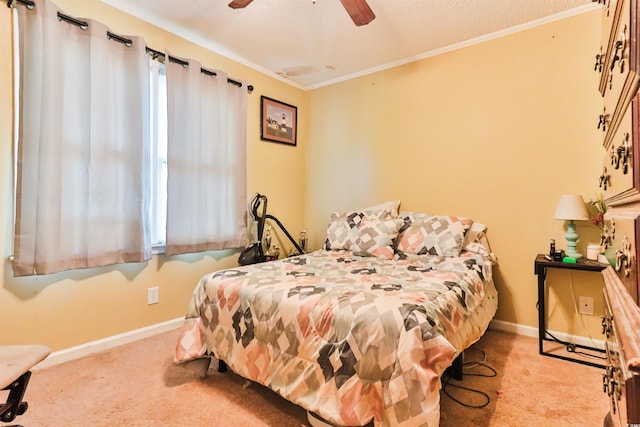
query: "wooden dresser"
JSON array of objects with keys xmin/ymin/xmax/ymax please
[
  {"xmin": 596, "ymin": 0, "xmax": 640, "ymax": 424},
  {"xmin": 602, "ymin": 268, "xmax": 640, "ymax": 426}
]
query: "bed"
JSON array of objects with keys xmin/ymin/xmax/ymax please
[{"xmin": 174, "ymin": 203, "xmax": 498, "ymax": 427}]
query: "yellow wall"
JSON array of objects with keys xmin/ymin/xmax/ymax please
[
  {"xmin": 1, "ymin": 3, "xmax": 607, "ymax": 351},
  {"xmin": 0, "ymin": 0, "xmax": 307, "ymax": 350},
  {"xmin": 306, "ymin": 9, "xmax": 606, "ymax": 337}
]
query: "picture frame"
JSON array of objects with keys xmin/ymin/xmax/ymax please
[{"xmin": 260, "ymin": 96, "xmax": 297, "ymax": 146}]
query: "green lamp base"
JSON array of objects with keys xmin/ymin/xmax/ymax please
[{"xmin": 564, "ymin": 220, "xmax": 583, "ymax": 259}]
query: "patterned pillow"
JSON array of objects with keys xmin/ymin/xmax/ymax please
[
  {"xmin": 461, "ymin": 221, "xmax": 490, "ymax": 255},
  {"xmin": 324, "ymin": 212, "xmax": 404, "ymax": 259},
  {"xmin": 396, "ymin": 213, "xmax": 472, "ymax": 257},
  {"xmin": 361, "ymin": 200, "xmax": 401, "ymax": 218}
]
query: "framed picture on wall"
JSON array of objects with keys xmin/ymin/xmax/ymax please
[{"xmin": 260, "ymin": 96, "xmax": 297, "ymax": 146}]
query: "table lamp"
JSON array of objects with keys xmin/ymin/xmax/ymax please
[{"xmin": 553, "ymin": 194, "xmax": 590, "ymax": 259}]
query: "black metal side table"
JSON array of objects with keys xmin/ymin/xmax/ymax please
[{"xmin": 533, "ymin": 254, "xmax": 608, "ymax": 368}]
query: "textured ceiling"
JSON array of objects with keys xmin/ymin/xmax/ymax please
[{"xmin": 101, "ymin": 0, "xmax": 599, "ymax": 89}]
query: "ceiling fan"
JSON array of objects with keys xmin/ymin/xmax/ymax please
[{"xmin": 228, "ymin": 0, "xmax": 376, "ymax": 26}]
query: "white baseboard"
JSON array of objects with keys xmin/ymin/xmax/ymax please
[
  {"xmin": 35, "ymin": 317, "xmax": 184, "ymax": 370},
  {"xmin": 489, "ymin": 319, "xmax": 605, "ymax": 350},
  {"xmin": 33, "ymin": 317, "xmax": 604, "ymax": 371}
]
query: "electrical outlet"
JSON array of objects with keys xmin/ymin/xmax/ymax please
[
  {"xmin": 579, "ymin": 296, "xmax": 594, "ymax": 316},
  {"xmin": 147, "ymin": 286, "xmax": 159, "ymax": 305}
]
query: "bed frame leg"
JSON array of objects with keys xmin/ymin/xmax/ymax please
[
  {"xmin": 443, "ymin": 352, "xmax": 464, "ymax": 381},
  {"xmin": 450, "ymin": 352, "xmax": 464, "ymax": 381}
]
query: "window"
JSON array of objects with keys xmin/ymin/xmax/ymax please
[
  {"xmin": 149, "ymin": 60, "xmax": 168, "ymax": 248},
  {"xmin": 12, "ymin": 0, "xmax": 248, "ymax": 274}
]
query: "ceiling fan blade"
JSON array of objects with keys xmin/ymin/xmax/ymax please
[
  {"xmin": 228, "ymin": 0, "xmax": 254, "ymax": 9},
  {"xmin": 339, "ymin": 0, "xmax": 375, "ymax": 26}
]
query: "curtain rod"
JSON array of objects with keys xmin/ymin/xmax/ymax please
[{"xmin": 7, "ymin": 0, "xmax": 254, "ymax": 92}]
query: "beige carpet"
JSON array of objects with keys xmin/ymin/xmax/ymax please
[{"xmin": 7, "ymin": 328, "xmax": 609, "ymax": 426}]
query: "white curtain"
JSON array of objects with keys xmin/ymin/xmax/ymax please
[
  {"xmin": 13, "ymin": 0, "xmax": 151, "ymax": 276},
  {"xmin": 165, "ymin": 55, "xmax": 247, "ymax": 256}
]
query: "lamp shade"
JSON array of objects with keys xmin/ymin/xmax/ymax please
[{"xmin": 553, "ymin": 194, "xmax": 590, "ymax": 221}]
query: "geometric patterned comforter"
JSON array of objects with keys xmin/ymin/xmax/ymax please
[{"xmin": 174, "ymin": 249, "xmax": 495, "ymax": 427}]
